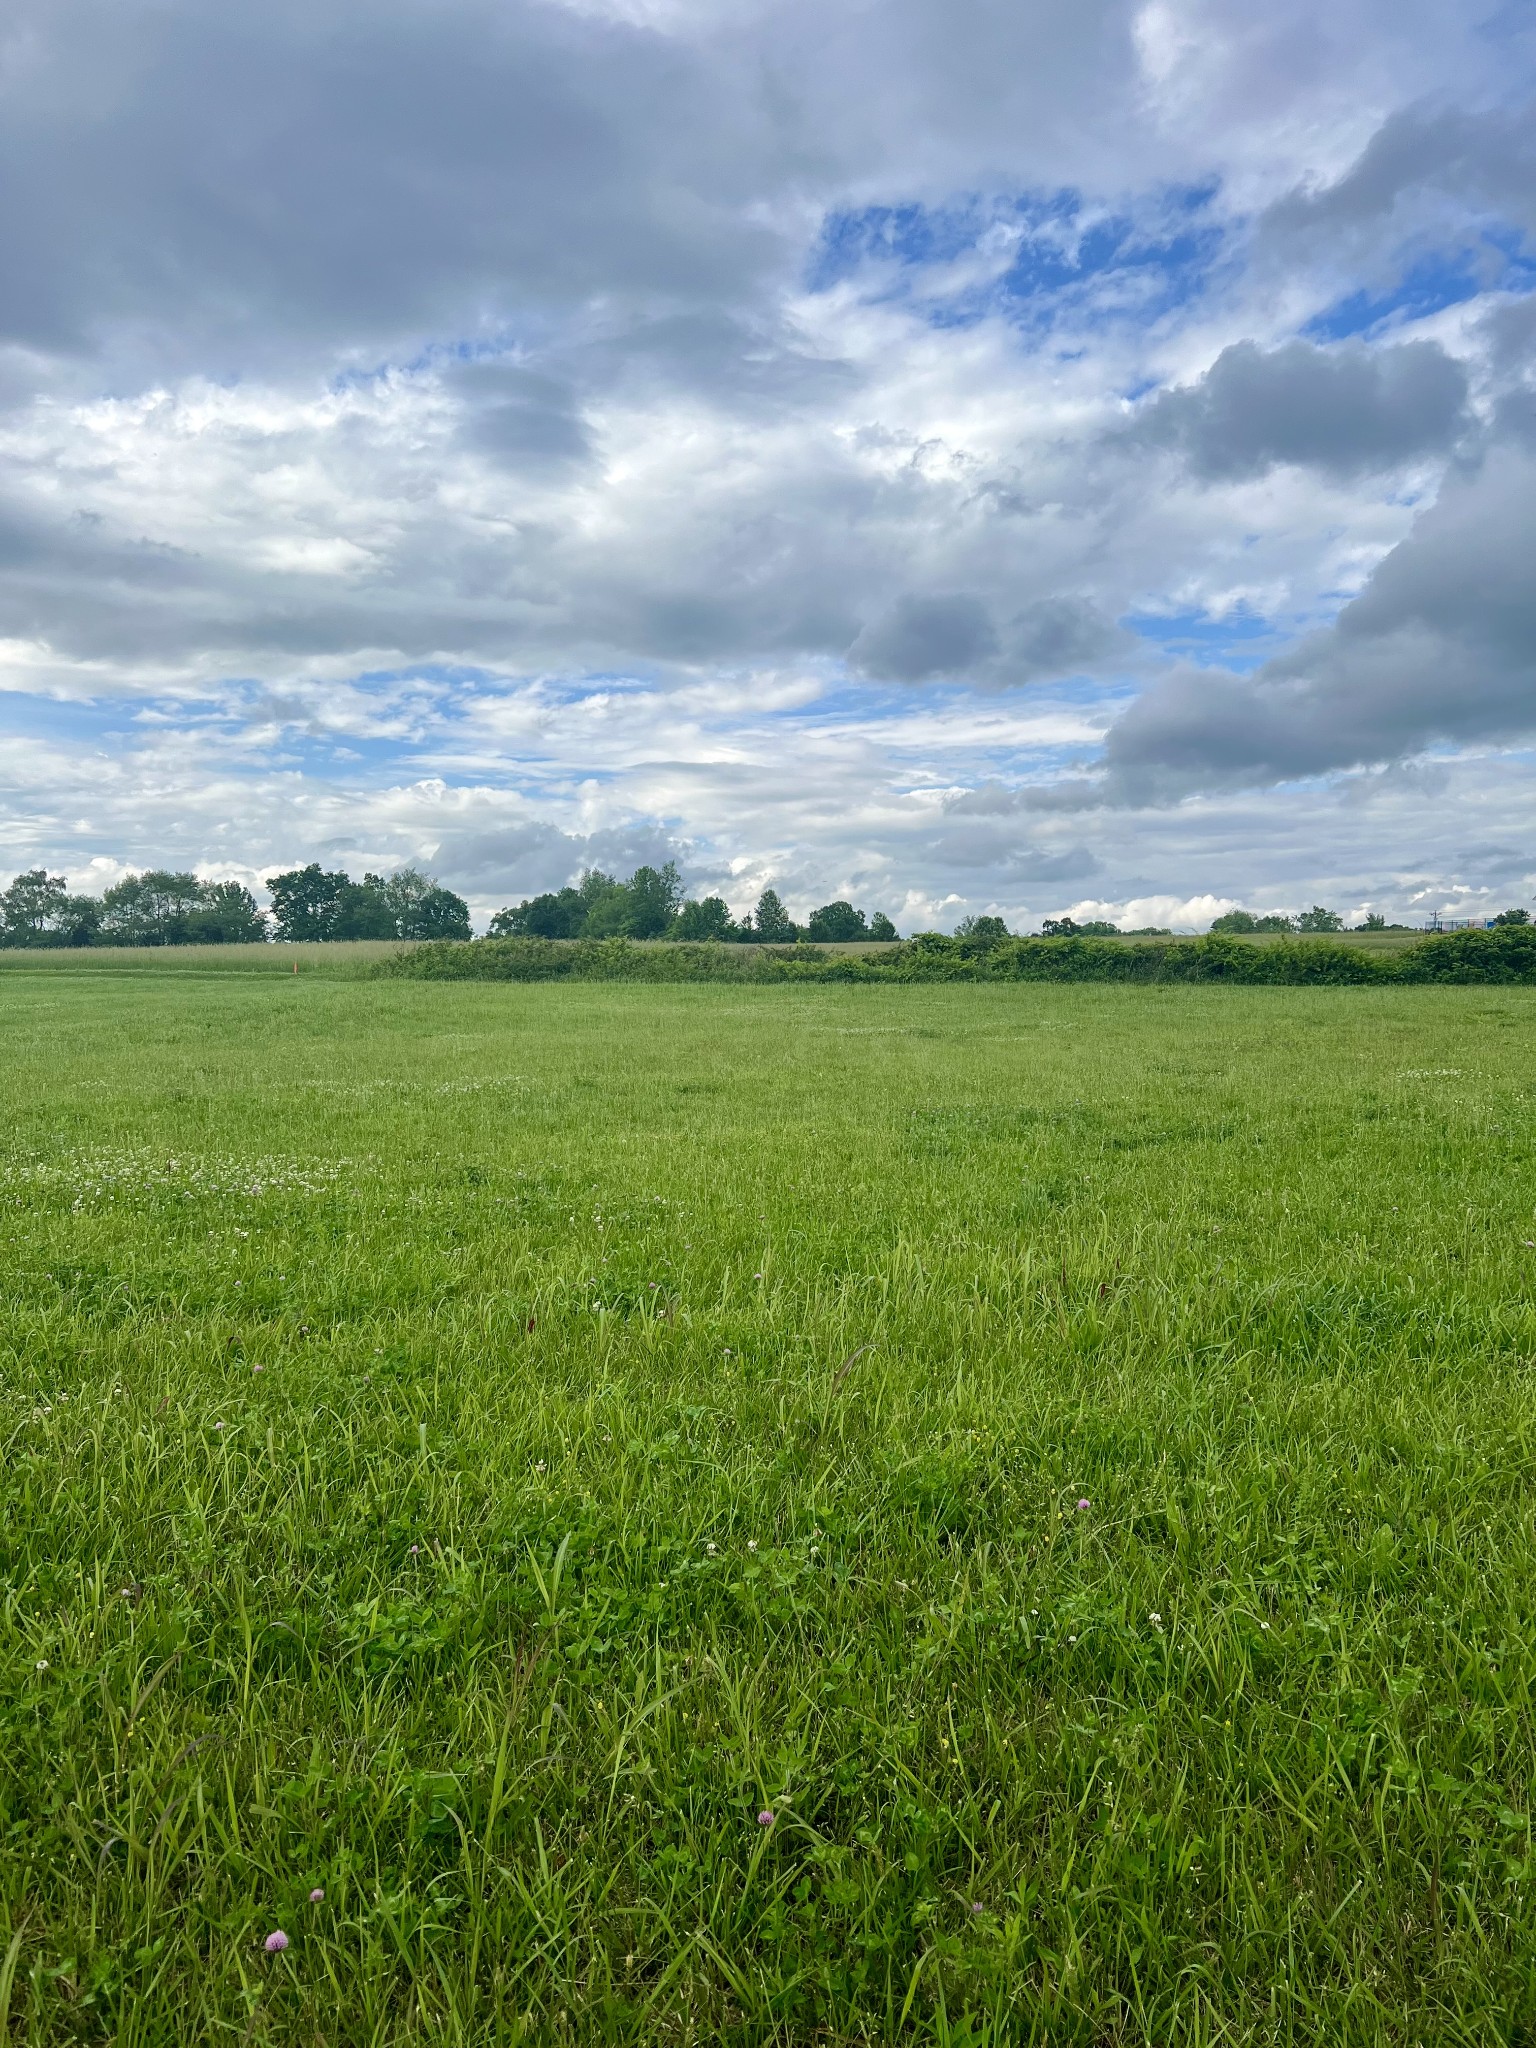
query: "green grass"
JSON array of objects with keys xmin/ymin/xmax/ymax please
[
  {"xmin": 2, "ymin": 974, "xmax": 1535, "ymax": 2045},
  {"xmin": 0, "ymin": 941, "xmax": 410, "ymax": 974}
]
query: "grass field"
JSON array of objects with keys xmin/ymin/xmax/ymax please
[{"xmin": 2, "ymin": 973, "xmax": 1534, "ymax": 2045}]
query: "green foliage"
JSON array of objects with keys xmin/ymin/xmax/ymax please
[
  {"xmin": 387, "ymin": 924, "xmax": 1536, "ymax": 988},
  {"xmin": 805, "ymin": 900, "xmax": 867, "ymax": 941},
  {"xmin": 1359, "ymin": 913, "xmax": 1387, "ymax": 930},
  {"xmin": 267, "ymin": 865, "xmax": 468, "ymax": 944},
  {"xmin": 752, "ymin": 887, "xmax": 796, "ymax": 944},
  {"xmin": 955, "ymin": 914, "xmax": 1010, "ymax": 945},
  {"xmin": 1296, "ymin": 905, "xmax": 1345, "ymax": 932},
  {"xmin": 489, "ymin": 886, "xmax": 585, "ymax": 939},
  {"xmin": 0, "ymin": 868, "xmax": 103, "ymax": 948},
  {"xmin": 1493, "ymin": 907, "xmax": 1531, "ymax": 927},
  {"xmin": 0, "ymin": 869, "xmax": 271, "ymax": 948},
  {"xmin": 1, "ymin": 974, "xmax": 1535, "ymax": 2042},
  {"xmin": 866, "ymin": 911, "xmax": 899, "ymax": 941},
  {"xmin": 1210, "ymin": 909, "xmax": 1298, "ymax": 934},
  {"xmin": 673, "ymin": 895, "xmax": 738, "ymax": 941}
]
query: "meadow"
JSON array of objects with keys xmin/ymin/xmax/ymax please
[{"xmin": 1, "ymin": 971, "xmax": 1534, "ymax": 2045}]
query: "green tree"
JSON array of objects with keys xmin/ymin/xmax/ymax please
[
  {"xmin": 674, "ymin": 896, "xmax": 736, "ymax": 941},
  {"xmin": 956, "ymin": 914, "xmax": 1009, "ymax": 945},
  {"xmin": 267, "ymin": 864, "xmax": 349, "ymax": 941},
  {"xmin": 1296, "ymin": 905, "xmax": 1344, "ymax": 932},
  {"xmin": 1, "ymin": 869, "xmax": 68, "ymax": 946},
  {"xmin": 806, "ymin": 901, "xmax": 867, "ymax": 942},
  {"xmin": 375, "ymin": 868, "xmax": 471, "ymax": 941},
  {"xmin": 867, "ymin": 912, "xmax": 899, "ymax": 941},
  {"xmin": 624, "ymin": 863, "xmax": 684, "ymax": 939},
  {"xmin": 577, "ymin": 870, "xmax": 631, "ymax": 937},
  {"xmin": 1358, "ymin": 912, "xmax": 1387, "ymax": 931},
  {"xmin": 490, "ymin": 887, "xmax": 585, "ymax": 939},
  {"xmin": 753, "ymin": 889, "xmax": 796, "ymax": 944},
  {"xmin": 1493, "ymin": 907, "xmax": 1531, "ymax": 927},
  {"xmin": 1040, "ymin": 916, "xmax": 1080, "ymax": 938},
  {"xmin": 99, "ymin": 871, "xmax": 207, "ymax": 946},
  {"xmin": 186, "ymin": 881, "xmax": 267, "ymax": 943},
  {"xmin": 1209, "ymin": 909, "xmax": 1258, "ymax": 933}
]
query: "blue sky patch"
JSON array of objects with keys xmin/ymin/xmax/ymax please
[
  {"xmin": 809, "ymin": 184, "xmax": 1227, "ymax": 335},
  {"xmin": 1305, "ymin": 226, "xmax": 1536, "ymax": 341}
]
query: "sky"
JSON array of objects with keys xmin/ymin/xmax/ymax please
[{"xmin": 0, "ymin": 0, "xmax": 1533, "ymax": 933}]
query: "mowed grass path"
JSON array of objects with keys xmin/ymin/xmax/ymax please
[{"xmin": 2, "ymin": 977, "xmax": 1534, "ymax": 2045}]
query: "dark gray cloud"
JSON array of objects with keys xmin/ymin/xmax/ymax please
[
  {"xmin": 1135, "ymin": 337, "xmax": 1469, "ymax": 480},
  {"xmin": 1100, "ymin": 439, "xmax": 1536, "ymax": 793},
  {"xmin": 847, "ymin": 594, "xmax": 998, "ymax": 681},
  {"xmin": 1265, "ymin": 101, "xmax": 1536, "ymax": 244},
  {"xmin": 848, "ymin": 594, "xmax": 1127, "ymax": 686},
  {"xmin": 0, "ymin": 0, "xmax": 1151, "ymax": 384},
  {"xmin": 449, "ymin": 365, "xmax": 594, "ymax": 476}
]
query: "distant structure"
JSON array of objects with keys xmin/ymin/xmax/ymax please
[{"xmin": 1421, "ymin": 917, "xmax": 1496, "ymax": 932}]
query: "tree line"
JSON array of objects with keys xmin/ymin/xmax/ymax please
[
  {"xmin": 0, "ymin": 864, "xmax": 470, "ymax": 947},
  {"xmin": 488, "ymin": 865, "xmax": 899, "ymax": 944},
  {"xmin": 3, "ymin": 858, "xmax": 1529, "ymax": 950}
]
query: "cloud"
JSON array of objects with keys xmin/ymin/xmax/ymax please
[
  {"xmin": 1101, "ymin": 437, "xmax": 1536, "ymax": 791},
  {"xmin": 848, "ymin": 594, "xmax": 1128, "ymax": 686},
  {"xmin": 0, "ymin": 0, "xmax": 1532, "ymax": 925},
  {"xmin": 1134, "ymin": 336, "xmax": 1469, "ymax": 479}
]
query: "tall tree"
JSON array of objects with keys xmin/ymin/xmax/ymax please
[
  {"xmin": 624, "ymin": 863, "xmax": 684, "ymax": 939},
  {"xmin": 267, "ymin": 864, "xmax": 349, "ymax": 942},
  {"xmin": 806, "ymin": 901, "xmax": 867, "ymax": 941},
  {"xmin": 753, "ymin": 888, "xmax": 796, "ymax": 943},
  {"xmin": 674, "ymin": 896, "xmax": 736, "ymax": 940},
  {"xmin": 99, "ymin": 871, "xmax": 207, "ymax": 945},
  {"xmin": 0, "ymin": 869, "xmax": 68, "ymax": 946}
]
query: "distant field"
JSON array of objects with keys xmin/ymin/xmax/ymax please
[
  {"xmin": 0, "ymin": 939, "xmax": 412, "ymax": 973},
  {"xmin": 2, "ymin": 974, "xmax": 1534, "ymax": 2044}
]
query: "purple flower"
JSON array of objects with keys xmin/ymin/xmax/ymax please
[
  {"xmin": 409, "ymin": 1544, "xmax": 420, "ymax": 1555},
  {"xmin": 970, "ymin": 1901, "xmax": 984, "ymax": 1914},
  {"xmin": 309, "ymin": 1887, "xmax": 325, "ymax": 1903},
  {"xmin": 1076, "ymin": 1498, "xmax": 1090, "ymax": 1511},
  {"xmin": 758, "ymin": 1809, "xmax": 775, "ymax": 1826},
  {"xmin": 264, "ymin": 1930, "xmax": 289, "ymax": 1953}
]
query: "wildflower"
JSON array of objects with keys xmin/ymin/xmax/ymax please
[
  {"xmin": 35, "ymin": 1660, "xmax": 48, "ymax": 1671},
  {"xmin": 252, "ymin": 1364, "xmax": 264, "ymax": 1374},
  {"xmin": 758, "ymin": 1810, "xmax": 775, "ymax": 1826},
  {"xmin": 753, "ymin": 1272, "xmax": 763, "ymax": 1280},
  {"xmin": 535, "ymin": 1459, "xmax": 546, "ymax": 1473},
  {"xmin": 706, "ymin": 1542, "xmax": 718, "ymax": 1555},
  {"xmin": 1075, "ymin": 1498, "xmax": 1090, "ymax": 1511},
  {"xmin": 970, "ymin": 1901, "xmax": 984, "ymax": 1914},
  {"xmin": 264, "ymin": 1930, "xmax": 289, "ymax": 1953},
  {"xmin": 1149, "ymin": 1611, "xmax": 1164, "ymax": 1630},
  {"xmin": 309, "ymin": 1888, "xmax": 325, "ymax": 1903},
  {"xmin": 747, "ymin": 1539, "xmax": 758, "ymax": 1553},
  {"xmin": 409, "ymin": 1544, "xmax": 420, "ymax": 1556},
  {"xmin": 1068, "ymin": 1634, "xmax": 1077, "ymax": 1643}
]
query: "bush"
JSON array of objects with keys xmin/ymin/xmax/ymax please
[{"xmin": 381, "ymin": 925, "xmax": 1536, "ymax": 988}]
